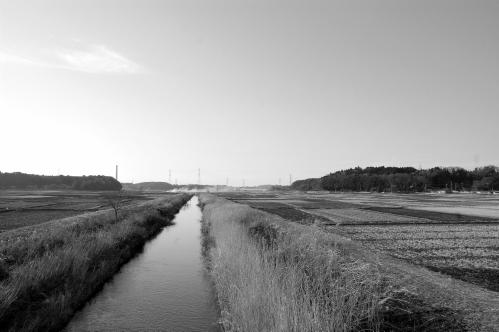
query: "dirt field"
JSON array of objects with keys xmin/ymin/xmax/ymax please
[
  {"xmin": 0, "ymin": 190, "xmax": 158, "ymax": 232},
  {"xmin": 218, "ymin": 191, "xmax": 499, "ymax": 292}
]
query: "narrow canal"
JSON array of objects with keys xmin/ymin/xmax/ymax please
[{"xmin": 66, "ymin": 196, "xmax": 221, "ymax": 332}]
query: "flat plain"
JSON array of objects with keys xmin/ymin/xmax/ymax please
[
  {"xmin": 0, "ymin": 190, "xmax": 156, "ymax": 232},
  {"xmin": 218, "ymin": 191, "xmax": 499, "ymax": 292}
]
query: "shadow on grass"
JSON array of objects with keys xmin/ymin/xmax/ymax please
[{"xmin": 371, "ymin": 290, "xmax": 469, "ymax": 332}]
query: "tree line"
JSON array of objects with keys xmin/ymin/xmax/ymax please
[
  {"xmin": 291, "ymin": 166, "xmax": 499, "ymax": 192},
  {"xmin": 0, "ymin": 172, "xmax": 122, "ymax": 191}
]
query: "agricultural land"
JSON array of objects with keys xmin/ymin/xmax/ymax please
[{"xmin": 216, "ymin": 191, "xmax": 499, "ymax": 331}]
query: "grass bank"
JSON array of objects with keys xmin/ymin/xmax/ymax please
[
  {"xmin": 0, "ymin": 193, "xmax": 191, "ymax": 332},
  {"xmin": 199, "ymin": 194, "xmax": 384, "ymax": 331}
]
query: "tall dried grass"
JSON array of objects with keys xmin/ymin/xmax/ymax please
[
  {"xmin": 0, "ymin": 193, "xmax": 191, "ymax": 332},
  {"xmin": 200, "ymin": 194, "xmax": 383, "ymax": 332}
]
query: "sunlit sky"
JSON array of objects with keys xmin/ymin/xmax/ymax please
[{"xmin": 1, "ymin": 0, "xmax": 498, "ymax": 185}]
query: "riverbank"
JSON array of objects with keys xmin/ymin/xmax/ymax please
[
  {"xmin": 0, "ymin": 193, "xmax": 191, "ymax": 332},
  {"xmin": 199, "ymin": 194, "xmax": 383, "ymax": 331}
]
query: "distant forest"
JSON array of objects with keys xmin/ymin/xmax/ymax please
[
  {"xmin": 0, "ymin": 172, "xmax": 122, "ymax": 191},
  {"xmin": 291, "ymin": 166, "xmax": 499, "ymax": 193}
]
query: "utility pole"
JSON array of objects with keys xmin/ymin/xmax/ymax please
[
  {"xmin": 289, "ymin": 174, "xmax": 292, "ymax": 185},
  {"xmin": 115, "ymin": 165, "xmax": 118, "ymax": 181}
]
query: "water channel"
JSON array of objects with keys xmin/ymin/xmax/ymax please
[{"xmin": 66, "ymin": 196, "xmax": 221, "ymax": 332}]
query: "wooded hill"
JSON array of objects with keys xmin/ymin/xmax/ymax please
[
  {"xmin": 291, "ymin": 166, "xmax": 499, "ymax": 192},
  {"xmin": 0, "ymin": 172, "xmax": 122, "ymax": 191}
]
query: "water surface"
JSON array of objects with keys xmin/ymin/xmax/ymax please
[{"xmin": 66, "ymin": 196, "xmax": 221, "ymax": 332}]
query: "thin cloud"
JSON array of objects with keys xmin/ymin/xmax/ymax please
[
  {"xmin": 0, "ymin": 44, "xmax": 144, "ymax": 74},
  {"xmin": 54, "ymin": 45, "xmax": 143, "ymax": 74}
]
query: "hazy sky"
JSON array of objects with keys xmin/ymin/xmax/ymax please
[{"xmin": 1, "ymin": 0, "xmax": 498, "ymax": 185}]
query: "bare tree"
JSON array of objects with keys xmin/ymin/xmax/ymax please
[{"xmin": 106, "ymin": 190, "xmax": 125, "ymax": 222}]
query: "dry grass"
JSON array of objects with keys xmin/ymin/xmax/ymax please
[
  {"xmin": 209, "ymin": 192, "xmax": 498, "ymax": 331},
  {"xmin": 199, "ymin": 194, "xmax": 383, "ymax": 332},
  {"xmin": 0, "ymin": 193, "xmax": 191, "ymax": 332}
]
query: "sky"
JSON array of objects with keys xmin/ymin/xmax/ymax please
[{"xmin": 1, "ymin": 0, "xmax": 498, "ymax": 185}]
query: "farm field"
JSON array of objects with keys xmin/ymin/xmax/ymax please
[
  {"xmin": 0, "ymin": 190, "xmax": 159, "ymax": 232},
  {"xmin": 218, "ymin": 191, "xmax": 499, "ymax": 292}
]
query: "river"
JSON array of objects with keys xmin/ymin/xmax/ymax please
[{"xmin": 65, "ymin": 196, "xmax": 221, "ymax": 332}]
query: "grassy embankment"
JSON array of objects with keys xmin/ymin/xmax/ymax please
[
  {"xmin": 216, "ymin": 192, "xmax": 499, "ymax": 331},
  {"xmin": 199, "ymin": 194, "xmax": 384, "ymax": 331},
  {"xmin": 0, "ymin": 193, "xmax": 191, "ymax": 332}
]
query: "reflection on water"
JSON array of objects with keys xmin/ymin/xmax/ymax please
[{"xmin": 66, "ymin": 196, "xmax": 221, "ymax": 332}]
